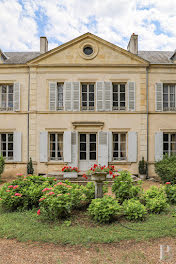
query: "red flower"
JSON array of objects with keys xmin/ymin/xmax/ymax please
[
  {"xmin": 16, "ymin": 173, "xmax": 23, "ymax": 176},
  {"xmin": 47, "ymin": 192, "xmax": 55, "ymax": 195},
  {"xmin": 109, "ymin": 171, "xmax": 113, "ymax": 175},
  {"xmin": 37, "ymin": 209, "xmax": 41, "ymax": 215},
  {"xmin": 54, "ymin": 179, "xmax": 57, "ymax": 181},
  {"xmin": 15, "ymin": 193, "xmax": 22, "ymax": 197},
  {"xmin": 113, "ymin": 174, "xmax": 115, "ymax": 178},
  {"xmin": 6, "ymin": 190, "xmax": 10, "ymax": 192},
  {"xmin": 42, "ymin": 188, "xmax": 53, "ymax": 192},
  {"xmin": 39, "ymin": 197, "xmax": 45, "ymax": 202},
  {"xmin": 166, "ymin": 182, "xmax": 171, "ymax": 185},
  {"xmin": 8, "ymin": 185, "xmax": 14, "ymax": 188},
  {"xmin": 13, "ymin": 185, "xmax": 19, "ymax": 189}
]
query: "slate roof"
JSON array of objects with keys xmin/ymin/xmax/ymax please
[{"xmin": 2, "ymin": 50, "xmax": 174, "ymax": 64}]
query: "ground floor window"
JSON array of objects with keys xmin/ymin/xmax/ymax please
[
  {"xmin": 79, "ymin": 133, "xmax": 96, "ymax": 161},
  {"xmin": 0, "ymin": 133, "xmax": 13, "ymax": 160},
  {"xmin": 49, "ymin": 133, "xmax": 63, "ymax": 160},
  {"xmin": 113, "ymin": 133, "xmax": 126, "ymax": 160},
  {"xmin": 163, "ymin": 133, "xmax": 176, "ymax": 156}
]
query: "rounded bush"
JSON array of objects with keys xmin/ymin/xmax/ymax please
[
  {"xmin": 165, "ymin": 184, "xmax": 176, "ymax": 204},
  {"xmin": 145, "ymin": 197, "xmax": 168, "ymax": 214},
  {"xmin": 123, "ymin": 199, "xmax": 147, "ymax": 221},
  {"xmin": 155, "ymin": 154, "xmax": 176, "ymax": 184},
  {"xmin": 88, "ymin": 195, "xmax": 121, "ymax": 223}
]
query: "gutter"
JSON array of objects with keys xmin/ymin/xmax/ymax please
[
  {"xmin": 27, "ymin": 67, "xmax": 30, "ymax": 162},
  {"xmin": 146, "ymin": 66, "xmax": 149, "ymax": 178}
]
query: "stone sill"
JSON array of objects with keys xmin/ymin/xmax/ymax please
[
  {"xmin": 109, "ymin": 161, "xmax": 132, "ymax": 165},
  {"xmin": 46, "ymin": 161, "xmax": 66, "ymax": 165}
]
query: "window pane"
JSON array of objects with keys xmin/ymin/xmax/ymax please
[
  {"xmin": 80, "ymin": 143, "xmax": 86, "ymax": 151},
  {"xmin": 113, "ymin": 152, "xmax": 118, "ymax": 158},
  {"xmin": 163, "ymin": 94, "xmax": 168, "ymax": 102},
  {"xmin": 89, "ymin": 84, "xmax": 94, "ymax": 92},
  {"xmin": 50, "ymin": 143, "xmax": 55, "ymax": 151},
  {"xmin": 163, "ymin": 85, "xmax": 168, "ymax": 93},
  {"xmin": 113, "ymin": 84, "xmax": 118, "ymax": 92},
  {"xmin": 80, "ymin": 134, "xmax": 86, "ymax": 142},
  {"xmin": 113, "ymin": 93, "xmax": 118, "ymax": 101},
  {"xmin": 2, "ymin": 85, "xmax": 7, "ymax": 93},
  {"xmin": 8, "ymin": 143, "xmax": 13, "ymax": 151},
  {"xmin": 113, "ymin": 134, "xmax": 118, "ymax": 142},
  {"xmin": 8, "ymin": 134, "xmax": 13, "ymax": 141},
  {"xmin": 82, "ymin": 93, "xmax": 87, "ymax": 101},
  {"xmin": 90, "ymin": 143, "xmax": 96, "ymax": 151},
  {"xmin": 8, "ymin": 85, "xmax": 13, "ymax": 93},
  {"xmin": 113, "ymin": 143, "xmax": 118, "ymax": 151},
  {"xmin": 89, "ymin": 93, "xmax": 94, "ymax": 102},
  {"xmin": 82, "ymin": 85, "xmax": 87, "ymax": 92},
  {"xmin": 120, "ymin": 85, "xmax": 125, "ymax": 92},
  {"xmin": 171, "ymin": 134, "xmax": 176, "ymax": 142},
  {"xmin": 163, "ymin": 143, "xmax": 168, "ymax": 151},
  {"xmin": 80, "ymin": 152, "xmax": 86, "ymax": 160},
  {"xmin": 90, "ymin": 152, "xmax": 96, "ymax": 160},
  {"xmin": 1, "ymin": 134, "xmax": 6, "ymax": 141},
  {"xmin": 2, "ymin": 143, "xmax": 6, "ymax": 151},
  {"xmin": 120, "ymin": 93, "xmax": 125, "ymax": 101},
  {"xmin": 8, "ymin": 152, "xmax": 13, "ymax": 159},
  {"xmin": 50, "ymin": 134, "xmax": 55, "ymax": 141},
  {"xmin": 163, "ymin": 134, "xmax": 168, "ymax": 141},
  {"xmin": 90, "ymin": 134, "xmax": 96, "ymax": 142},
  {"xmin": 121, "ymin": 134, "xmax": 126, "ymax": 142}
]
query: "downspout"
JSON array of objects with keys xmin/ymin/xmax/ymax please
[
  {"xmin": 27, "ymin": 67, "xmax": 30, "ymax": 162},
  {"xmin": 146, "ymin": 66, "xmax": 149, "ymax": 178}
]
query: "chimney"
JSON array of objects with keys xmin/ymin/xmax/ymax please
[
  {"xmin": 127, "ymin": 33, "xmax": 138, "ymax": 55},
  {"xmin": 40, "ymin": 36, "xmax": 48, "ymax": 54}
]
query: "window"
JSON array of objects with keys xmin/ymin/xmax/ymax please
[
  {"xmin": 112, "ymin": 83, "xmax": 126, "ymax": 110},
  {"xmin": 81, "ymin": 83, "xmax": 95, "ymax": 111},
  {"xmin": 0, "ymin": 133, "xmax": 13, "ymax": 160},
  {"xmin": 163, "ymin": 133, "xmax": 176, "ymax": 156},
  {"xmin": 49, "ymin": 133, "xmax": 63, "ymax": 160},
  {"xmin": 163, "ymin": 84, "xmax": 176, "ymax": 111},
  {"xmin": 83, "ymin": 46, "xmax": 93, "ymax": 55},
  {"xmin": 56, "ymin": 83, "xmax": 64, "ymax": 110},
  {"xmin": 0, "ymin": 84, "xmax": 13, "ymax": 111},
  {"xmin": 113, "ymin": 133, "xmax": 126, "ymax": 160},
  {"xmin": 79, "ymin": 133, "xmax": 96, "ymax": 160}
]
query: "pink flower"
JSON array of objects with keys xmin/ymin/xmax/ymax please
[
  {"xmin": 57, "ymin": 194, "xmax": 62, "ymax": 196},
  {"xmin": 15, "ymin": 193, "xmax": 22, "ymax": 197},
  {"xmin": 6, "ymin": 190, "xmax": 10, "ymax": 192},
  {"xmin": 42, "ymin": 188, "xmax": 53, "ymax": 192},
  {"xmin": 8, "ymin": 185, "xmax": 14, "ymax": 188},
  {"xmin": 57, "ymin": 182, "xmax": 63, "ymax": 185},
  {"xmin": 166, "ymin": 182, "xmax": 171, "ymax": 185},
  {"xmin": 16, "ymin": 173, "xmax": 23, "ymax": 176},
  {"xmin": 0, "ymin": 198, "xmax": 3, "ymax": 200},
  {"xmin": 37, "ymin": 209, "xmax": 41, "ymax": 215},
  {"xmin": 54, "ymin": 179, "xmax": 57, "ymax": 181},
  {"xmin": 47, "ymin": 192, "xmax": 55, "ymax": 195},
  {"xmin": 13, "ymin": 185, "xmax": 19, "ymax": 189},
  {"xmin": 39, "ymin": 197, "xmax": 45, "ymax": 202}
]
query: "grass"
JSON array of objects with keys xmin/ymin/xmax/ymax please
[{"xmin": 0, "ymin": 206, "xmax": 175, "ymax": 246}]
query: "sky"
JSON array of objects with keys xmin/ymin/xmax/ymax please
[{"xmin": 1, "ymin": 0, "xmax": 176, "ymax": 52}]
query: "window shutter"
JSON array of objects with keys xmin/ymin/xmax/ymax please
[
  {"xmin": 104, "ymin": 82, "xmax": 112, "ymax": 111},
  {"xmin": 96, "ymin": 82, "xmax": 104, "ymax": 111},
  {"xmin": 128, "ymin": 131, "xmax": 137, "ymax": 162},
  {"xmin": 49, "ymin": 82, "xmax": 57, "ymax": 111},
  {"xmin": 13, "ymin": 82, "xmax": 20, "ymax": 111},
  {"xmin": 155, "ymin": 83, "xmax": 163, "ymax": 111},
  {"xmin": 14, "ymin": 131, "xmax": 22, "ymax": 162},
  {"xmin": 64, "ymin": 82, "xmax": 72, "ymax": 111},
  {"xmin": 72, "ymin": 82, "xmax": 80, "ymax": 111},
  {"xmin": 155, "ymin": 132, "xmax": 163, "ymax": 161},
  {"xmin": 108, "ymin": 131, "xmax": 112, "ymax": 162},
  {"xmin": 128, "ymin": 82, "xmax": 135, "ymax": 111},
  {"xmin": 40, "ymin": 131, "xmax": 48, "ymax": 162},
  {"xmin": 98, "ymin": 131, "xmax": 108, "ymax": 166},
  {"xmin": 63, "ymin": 131, "xmax": 72, "ymax": 162},
  {"xmin": 69, "ymin": 131, "xmax": 78, "ymax": 167}
]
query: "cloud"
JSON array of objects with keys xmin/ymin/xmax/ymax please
[{"xmin": 0, "ymin": 0, "xmax": 176, "ymax": 51}]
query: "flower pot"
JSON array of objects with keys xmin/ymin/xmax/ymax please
[
  {"xmin": 63, "ymin": 172, "xmax": 78, "ymax": 179},
  {"xmin": 91, "ymin": 172, "xmax": 107, "ymax": 182},
  {"xmin": 139, "ymin": 174, "xmax": 146, "ymax": 180}
]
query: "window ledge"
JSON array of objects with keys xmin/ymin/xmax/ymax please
[
  {"xmin": 46, "ymin": 161, "xmax": 66, "ymax": 165},
  {"xmin": 109, "ymin": 161, "xmax": 132, "ymax": 165}
]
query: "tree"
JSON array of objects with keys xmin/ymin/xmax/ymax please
[{"xmin": 27, "ymin": 157, "xmax": 34, "ymax": 175}]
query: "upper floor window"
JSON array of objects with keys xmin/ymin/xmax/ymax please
[
  {"xmin": 163, "ymin": 84, "xmax": 176, "ymax": 111},
  {"xmin": 49, "ymin": 133, "xmax": 63, "ymax": 161},
  {"xmin": 113, "ymin": 133, "xmax": 126, "ymax": 160},
  {"xmin": 0, "ymin": 84, "xmax": 13, "ymax": 111},
  {"xmin": 112, "ymin": 83, "xmax": 126, "ymax": 111},
  {"xmin": 81, "ymin": 83, "xmax": 95, "ymax": 111},
  {"xmin": 0, "ymin": 133, "xmax": 13, "ymax": 160},
  {"xmin": 163, "ymin": 133, "xmax": 176, "ymax": 156},
  {"xmin": 56, "ymin": 83, "xmax": 64, "ymax": 110}
]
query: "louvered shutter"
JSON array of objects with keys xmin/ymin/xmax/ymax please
[
  {"xmin": 128, "ymin": 131, "xmax": 137, "ymax": 162},
  {"xmin": 69, "ymin": 131, "xmax": 78, "ymax": 167},
  {"xmin": 64, "ymin": 82, "xmax": 72, "ymax": 111},
  {"xmin": 40, "ymin": 131, "xmax": 48, "ymax": 162},
  {"xmin": 13, "ymin": 82, "xmax": 20, "ymax": 111},
  {"xmin": 108, "ymin": 131, "xmax": 112, "ymax": 162},
  {"xmin": 128, "ymin": 82, "xmax": 135, "ymax": 111},
  {"xmin": 13, "ymin": 131, "xmax": 22, "ymax": 162},
  {"xmin": 155, "ymin": 83, "xmax": 163, "ymax": 111},
  {"xmin": 96, "ymin": 82, "xmax": 104, "ymax": 111},
  {"xmin": 49, "ymin": 82, "xmax": 57, "ymax": 111},
  {"xmin": 73, "ymin": 82, "xmax": 80, "ymax": 111},
  {"xmin": 155, "ymin": 132, "xmax": 163, "ymax": 161},
  {"xmin": 98, "ymin": 131, "xmax": 108, "ymax": 166},
  {"xmin": 63, "ymin": 131, "xmax": 72, "ymax": 162},
  {"xmin": 104, "ymin": 82, "xmax": 112, "ymax": 111}
]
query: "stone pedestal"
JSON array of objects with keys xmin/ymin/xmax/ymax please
[{"xmin": 91, "ymin": 172, "xmax": 107, "ymax": 199}]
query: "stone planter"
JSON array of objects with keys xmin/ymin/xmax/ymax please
[
  {"xmin": 91, "ymin": 172, "xmax": 107, "ymax": 198},
  {"xmin": 63, "ymin": 172, "xmax": 78, "ymax": 179},
  {"xmin": 139, "ymin": 174, "xmax": 146, "ymax": 180}
]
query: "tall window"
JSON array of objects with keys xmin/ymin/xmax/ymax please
[
  {"xmin": 163, "ymin": 133, "xmax": 176, "ymax": 156},
  {"xmin": 0, "ymin": 84, "xmax": 13, "ymax": 111},
  {"xmin": 112, "ymin": 83, "xmax": 126, "ymax": 110},
  {"xmin": 113, "ymin": 133, "xmax": 126, "ymax": 160},
  {"xmin": 0, "ymin": 133, "xmax": 13, "ymax": 160},
  {"xmin": 81, "ymin": 83, "xmax": 95, "ymax": 110},
  {"xmin": 163, "ymin": 84, "xmax": 176, "ymax": 111},
  {"xmin": 56, "ymin": 83, "xmax": 64, "ymax": 110},
  {"xmin": 49, "ymin": 133, "xmax": 63, "ymax": 160}
]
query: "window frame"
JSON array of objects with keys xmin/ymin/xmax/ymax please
[
  {"xmin": 0, "ymin": 84, "xmax": 14, "ymax": 111},
  {"xmin": 112, "ymin": 132, "xmax": 127, "ymax": 161},
  {"xmin": 163, "ymin": 133, "xmax": 176, "ymax": 156},
  {"xmin": 81, "ymin": 83, "xmax": 95, "ymax": 111},
  {"xmin": 49, "ymin": 132, "xmax": 64, "ymax": 161},
  {"xmin": 112, "ymin": 83, "xmax": 126, "ymax": 111},
  {"xmin": 0, "ymin": 132, "xmax": 14, "ymax": 160},
  {"xmin": 163, "ymin": 84, "xmax": 176, "ymax": 111}
]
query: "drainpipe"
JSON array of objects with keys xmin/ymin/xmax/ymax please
[
  {"xmin": 146, "ymin": 66, "xmax": 149, "ymax": 178},
  {"xmin": 27, "ymin": 67, "xmax": 30, "ymax": 162}
]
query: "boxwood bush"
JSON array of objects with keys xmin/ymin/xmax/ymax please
[
  {"xmin": 155, "ymin": 154, "xmax": 176, "ymax": 184},
  {"xmin": 123, "ymin": 199, "xmax": 147, "ymax": 221},
  {"xmin": 165, "ymin": 183, "xmax": 176, "ymax": 204}
]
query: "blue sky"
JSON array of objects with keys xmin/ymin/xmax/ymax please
[{"xmin": 1, "ymin": 0, "xmax": 176, "ymax": 51}]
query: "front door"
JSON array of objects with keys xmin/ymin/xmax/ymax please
[{"xmin": 79, "ymin": 133, "xmax": 97, "ymax": 171}]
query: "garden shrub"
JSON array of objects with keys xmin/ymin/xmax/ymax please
[
  {"xmin": 112, "ymin": 170, "xmax": 142, "ymax": 203},
  {"xmin": 145, "ymin": 196, "xmax": 168, "ymax": 214},
  {"xmin": 0, "ymin": 155, "xmax": 5, "ymax": 180},
  {"xmin": 27, "ymin": 157, "xmax": 34, "ymax": 175},
  {"xmin": 155, "ymin": 154, "xmax": 176, "ymax": 184},
  {"xmin": 123, "ymin": 199, "xmax": 147, "ymax": 221},
  {"xmin": 88, "ymin": 195, "xmax": 122, "ymax": 223},
  {"xmin": 82, "ymin": 182, "xmax": 95, "ymax": 201},
  {"xmin": 142, "ymin": 186, "xmax": 166, "ymax": 201},
  {"xmin": 164, "ymin": 183, "xmax": 176, "ymax": 204}
]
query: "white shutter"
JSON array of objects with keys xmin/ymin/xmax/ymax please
[
  {"xmin": 14, "ymin": 131, "xmax": 22, "ymax": 162},
  {"xmin": 98, "ymin": 131, "xmax": 108, "ymax": 166},
  {"xmin": 13, "ymin": 82, "xmax": 20, "ymax": 111},
  {"xmin": 104, "ymin": 82, "xmax": 112, "ymax": 111},
  {"xmin": 108, "ymin": 131, "xmax": 112, "ymax": 162},
  {"xmin": 73, "ymin": 82, "xmax": 80, "ymax": 111},
  {"xmin": 64, "ymin": 82, "xmax": 72, "ymax": 111},
  {"xmin": 96, "ymin": 82, "xmax": 104, "ymax": 111},
  {"xmin": 40, "ymin": 131, "xmax": 48, "ymax": 162},
  {"xmin": 128, "ymin": 82, "xmax": 135, "ymax": 111},
  {"xmin": 155, "ymin": 83, "xmax": 163, "ymax": 111},
  {"xmin": 49, "ymin": 82, "xmax": 57, "ymax": 111},
  {"xmin": 128, "ymin": 131, "xmax": 137, "ymax": 162},
  {"xmin": 63, "ymin": 131, "xmax": 72, "ymax": 162},
  {"xmin": 69, "ymin": 131, "xmax": 78, "ymax": 167},
  {"xmin": 155, "ymin": 132, "xmax": 163, "ymax": 161}
]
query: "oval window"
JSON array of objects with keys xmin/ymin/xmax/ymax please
[{"xmin": 83, "ymin": 46, "xmax": 93, "ymax": 55}]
